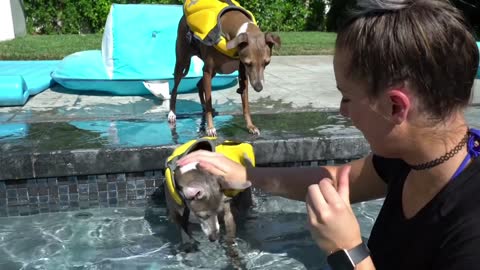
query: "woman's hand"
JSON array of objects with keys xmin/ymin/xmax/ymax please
[
  {"xmin": 177, "ymin": 150, "xmax": 251, "ymax": 189},
  {"xmin": 306, "ymin": 165, "xmax": 363, "ymax": 253}
]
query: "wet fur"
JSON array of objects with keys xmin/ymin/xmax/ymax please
[{"xmin": 164, "ymin": 165, "xmax": 253, "ymax": 249}]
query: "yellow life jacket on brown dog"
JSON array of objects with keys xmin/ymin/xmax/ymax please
[
  {"xmin": 165, "ymin": 137, "xmax": 256, "ymax": 206},
  {"xmin": 184, "ymin": 0, "xmax": 257, "ymax": 58}
]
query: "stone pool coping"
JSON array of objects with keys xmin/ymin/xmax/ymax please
[
  {"xmin": 0, "ymin": 132, "xmax": 370, "ymax": 217},
  {"xmin": 1, "ymin": 135, "xmax": 370, "ymax": 181}
]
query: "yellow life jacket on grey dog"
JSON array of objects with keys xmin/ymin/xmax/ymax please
[
  {"xmin": 165, "ymin": 137, "xmax": 256, "ymax": 206},
  {"xmin": 184, "ymin": 0, "xmax": 257, "ymax": 58}
]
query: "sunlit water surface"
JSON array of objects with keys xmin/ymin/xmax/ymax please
[{"xmin": 0, "ymin": 193, "xmax": 382, "ymax": 270}]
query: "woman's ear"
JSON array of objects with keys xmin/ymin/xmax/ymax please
[{"xmin": 387, "ymin": 89, "xmax": 411, "ymax": 124}]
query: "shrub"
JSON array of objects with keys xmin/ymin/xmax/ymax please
[
  {"xmin": 242, "ymin": 0, "xmax": 311, "ymax": 32},
  {"xmin": 23, "ymin": 0, "xmax": 316, "ymax": 34},
  {"xmin": 24, "ymin": 0, "xmax": 181, "ymax": 34}
]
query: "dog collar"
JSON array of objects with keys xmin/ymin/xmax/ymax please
[{"xmin": 165, "ymin": 137, "xmax": 256, "ymax": 206}]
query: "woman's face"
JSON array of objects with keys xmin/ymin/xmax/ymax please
[{"xmin": 333, "ymin": 50, "xmax": 397, "ymax": 156}]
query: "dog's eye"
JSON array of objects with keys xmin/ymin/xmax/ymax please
[{"xmin": 243, "ymin": 62, "xmax": 252, "ymax": 67}]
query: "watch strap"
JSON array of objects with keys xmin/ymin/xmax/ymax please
[{"xmin": 348, "ymin": 242, "xmax": 370, "ymax": 265}]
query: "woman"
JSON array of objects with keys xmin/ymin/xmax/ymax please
[{"xmin": 177, "ymin": 0, "xmax": 480, "ymax": 269}]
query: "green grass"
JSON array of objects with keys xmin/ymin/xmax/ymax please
[
  {"xmin": 273, "ymin": 31, "xmax": 337, "ymax": 56},
  {"xmin": 0, "ymin": 31, "xmax": 336, "ymax": 60},
  {"xmin": 0, "ymin": 34, "xmax": 103, "ymax": 60}
]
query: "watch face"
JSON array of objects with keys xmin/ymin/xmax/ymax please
[{"xmin": 327, "ymin": 250, "xmax": 355, "ymax": 270}]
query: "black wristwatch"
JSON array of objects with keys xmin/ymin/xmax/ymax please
[{"xmin": 327, "ymin": 242, "xmax": 370, "ymax": 270}]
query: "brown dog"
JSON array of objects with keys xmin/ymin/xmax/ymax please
[
  {"xmin": 168, "ymin": 1, "xmax": 281, "ymax": 136},
  {"xmin": 165, "ymin": 164, "xmax": 252, "ymax": 249}
]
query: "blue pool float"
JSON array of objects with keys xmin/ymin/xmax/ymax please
[
  {"xmin": 477, "ymin": 42, "xmax": 480, "ymax": 79},
  {"xmin": 51, "ymin": 4, "xmax": 238, "ymax": 96},
  {"xmin": 0, "ymin": 61, "xmax": 59, "ymax": 106}
]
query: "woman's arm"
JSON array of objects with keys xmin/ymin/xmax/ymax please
[
  {"xmin": 248, "ymin": 154, "xmax": 386, "ymax": 202},
  {"xmin": 178, "ymin": 151, "xmax": 387, "ymax": 203}
]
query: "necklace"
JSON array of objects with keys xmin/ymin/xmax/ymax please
[{"xmin": 408, "ymin": 131, "xmax": 470, "ymax": 170}]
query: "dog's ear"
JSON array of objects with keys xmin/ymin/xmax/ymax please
[
  {"xmin": 265, "ymin": 32, "xmax": 281, "ymax": 50},
  {"xmin": 226, "ymin": 33, "xmax": 248, "ymax": 50},
  {"xmin": 242, "ymin": 153, "xmax": 254, "ymax": 168},
  {"xmin": 182, "ymin": 186, "xmax": 205, "ymax": 200}
]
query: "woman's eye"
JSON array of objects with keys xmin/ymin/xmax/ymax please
[{"xmin": 341, "ymin": 97, "xmax": 351, "ymax": 103}]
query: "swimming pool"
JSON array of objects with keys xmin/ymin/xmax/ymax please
[{"xmin": 0, "ymin": 190, "xmax": 382, "ymax": 269}]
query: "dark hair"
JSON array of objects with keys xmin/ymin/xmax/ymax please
[{"xmin": 336, "ymin": 0, "xmax": 479, "ymax": 119}]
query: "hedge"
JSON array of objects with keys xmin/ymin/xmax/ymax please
[{"xmin": 23, "ymin": 0, "xmax": 326, "ymax": 34}]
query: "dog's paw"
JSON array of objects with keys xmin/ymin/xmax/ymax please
[
  {"xmin": 248, "ymin": 125, "xmax": 260, "ymax": 135},
  {"xmin": 168, "ymin": 111, "xmax": 177, "ymax": 123},
  {"xmin": 206, "ymin": 127, "xmax": 217, "ymax": 137}
]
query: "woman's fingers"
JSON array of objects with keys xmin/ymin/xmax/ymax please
[
  {"xmin": 197, "ymin": 161, "xmax": 227, "ymax": 176},
  {"xmin": 307, "ymin": 180, "xmax": 328, "ymax": 216},
  {"xmin": 178, "ymin": 150, "xmax": 229, "ymax": 174},
  {"xmin": 177, "ymin": 150, "xmax": 220, "ymax": 165},
  {"xmin": 336, "ymin": 165, "xmax": 352, "ymax": 205},
  {"xmin": 177, "ymin": 150, "xmax": 247, "ymax": 186}
]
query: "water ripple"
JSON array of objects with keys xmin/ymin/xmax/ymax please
[{"xmin": 0, "ymin": 197, "xmax": 383, "ymax": 269}]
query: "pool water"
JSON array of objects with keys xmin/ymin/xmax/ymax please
[{"xmin": 0, "ymin": 191, "xmax": 382, "ymax": 270}]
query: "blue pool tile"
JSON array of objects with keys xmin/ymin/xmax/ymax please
[
  {"xmin": 78, "ymin": 184, "xmax": 88, "ymax": 194},
  {"xmin": 117, "ymin": 182, "xmax": 126, "ymax": 191},
  {"xmin": 69, "ymin": 193, "xmax": 79, "ymax": 202},
  {"xmin": 108, "ymin": 198, "xmax": 118, "ymax": 206},
  {"xmin": 17, "ymin": 188, "xmax": 27, "ymax": 197},
  {"xmin": 98, "ymin": 183, "xmax": 107, "ymax": 192},
  {"xmin": 7, "ymin": 189, "xmax": 17, "ymax": 198},
  {"xmin": 99, "ymin": 192, "xmax": 108, "ymax": 202},
  {"xmin": 89, "ymin": 201, "xmax": 99, "ymax": 208},
  {"xmin": 28, "ymin": 187, "xmax": 38, "ymax": 196},
  {"xmin": 37, "ymin": 178, "xmax": 48, "ymax": 187},
  {"xmin": 38, "ymin": 187, "xmax": 48, "ymax": 196},
  {"xmin": 7, "ymin": 198, "xmax": 18, "ymax": 206},
  {"xmin": 108, "ymin": 183, "xmax": 116, "ymax": 192},
  {"xmin": 69, "ymin": 184, "xmax": 78, "ymax": 193},
  {"xmin": 89, "ymin": 183, "xmax": 98, "ymax": 193},
  {"xmin": 47, "ymin": 178, "xmax": 57, "ymax": 186},
  {"xmin": 136, "ymin": 180, "xmax": 145, "ymax": 189},
  {"xmin": 59, "ymin": 185, "xmax": 68, "ymax": 194},
  {"xmin": 89, "ymin": 193, "xmax": 98, "ymax": 200},
  {"xmin": 79, "ymin": 201, "xmax": 90, "ymax": 209},
  {"xmin": 29, "ymin": 208, "xmax": 40, "ymax": 215},
  {"xmin": 69, "ymin": 201, "xmax": 79, "ymax": 208}
]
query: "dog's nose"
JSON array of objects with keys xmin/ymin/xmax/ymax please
[
  {"xmin": 253, "ymin": 82, "xmax": 263, "ymax": 92},
  {"xmin": 208, "ymin": 233, "xmax": 219, "ymax": 242}
]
